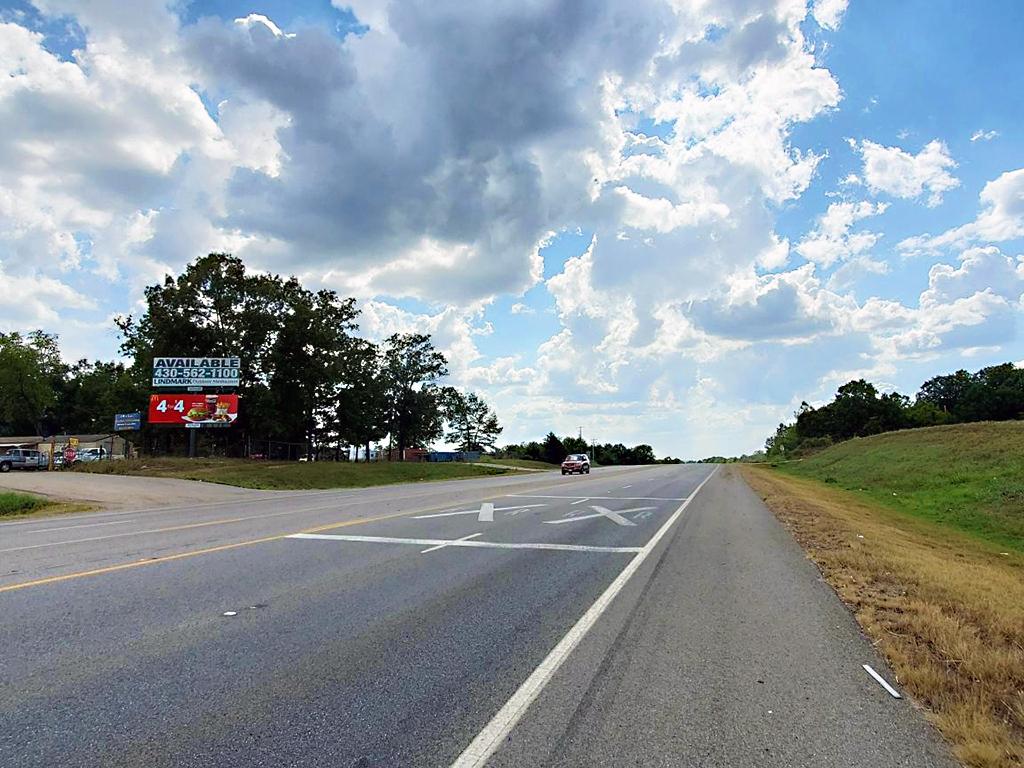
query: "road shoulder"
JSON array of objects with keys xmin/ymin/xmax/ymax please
[{"xmin": 742, "ymin": 464, "xmax": 1024, "ymax": 768}]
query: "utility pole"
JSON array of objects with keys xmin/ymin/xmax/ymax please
[{"xmin": 578, "ymin": 426, "xmax": 583, "ymax": 441}]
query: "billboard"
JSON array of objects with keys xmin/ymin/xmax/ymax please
[
  {"xmin": 148, "ymin": 394, "xmax": 239, "ymax": 427},
  {"xmin": 114, "ymin": 412, "xmax": 142, "ymax": 430},
  {"xmin": 152, "ymin": 357, "xmax": 241, "ymax": 388}
]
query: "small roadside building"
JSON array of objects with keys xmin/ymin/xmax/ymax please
[{"xmin": 1, "ymin": 434, "xmax": 133, "ymax": 458}]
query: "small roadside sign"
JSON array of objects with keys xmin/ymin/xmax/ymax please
[
  {"xmin": 64, "ymin": 447, "xmax": 77, "ymax": 463},
  {"xmin": 114, "ymin": 412, "xmax": 143, "ymax": 431},
  {"xmin": 69, "ymin": 437, "xmax": 80, "ymax": 448}
]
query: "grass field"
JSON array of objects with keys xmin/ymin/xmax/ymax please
[
  {"xmin": 775, "ymin": 421, "xmax": 1024, "ymax": 553},
  {"xmin": 744, "ymin": 421, "xmax": 1024, "ymax": 768},
  {"xmin": 0, "ymin": 491, "xmax": 48, "ymax": 517},
  {"xmin": 73, "ymin": 457, "xmax": 511, "ymax": 490},
  {"xmin": 474, "ymin": 456, "xmax": 557, "ymax": 470}
]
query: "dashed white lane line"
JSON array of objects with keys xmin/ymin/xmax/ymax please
[
  {"xmin": 570, "ymin": 498, "xmax": 590, "ymax": 505},
  {"xmin": 506, "ymin": 494, "xmax": 686, "ymax": 502},
  {"xmin": 422, "ymin": 533, "xmax": 482, "ymax": 554},
  {"xmin": 287, "ymin": 533, "xmax": 643, "ymax": 554},
  {"xmin": 16, "ymin": 519, "xmax": 138, "ymax": 535},
  {"xmin": 863, "ymin": 664, "xmax": 902, "ymax": 698},
  {"xmin": 449, "ymin": 467, "xmax": 718, "ymax": 768}
]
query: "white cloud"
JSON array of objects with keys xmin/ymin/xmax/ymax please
[
  {"xmin": 971, "ymin": 129, "xmax": 999, "ymax": 142},
  {"xmin": 795, "ymin": 200, "xmax": 888, "ymax": 268},
  {"xmin": 812, "ymin": 0, "xmax": 850, "ymax": 30},
  {"xmin": 0, "ymin": 265, "xmax": 96, "ymax": 328},
  {"xmin": 853, "ymin": 139, "xmax": 960, "ymax": 207},
  {"xmin": 899, "ymin": 168, "xmax": 1024, "ymax": 255}
]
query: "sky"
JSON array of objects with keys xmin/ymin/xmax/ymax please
[{"xmin": 1, "ymin": 0, "xmax": 1023, "ymax": 458}]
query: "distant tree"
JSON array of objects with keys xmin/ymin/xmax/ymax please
[
  {"xmin": 444, "ymin": 390, "xmax": 502, "ymax": 452},
  {"xmin": 56, "ymin": 360, "xmax": 144, "ymax": 434},
  {"xmin": 765, "ymin": 422, "xmax": 799, "ymax": 456},
  {"xmin": 541, "ymin": 432, "xmax": 567, "ymax": 464},
  {"xmin": 561, "ymin": 435, "xmax": 589, "ymax": 454},
  {"xmin": 630, "ymin": 444, "xmax": 656, "ymax": 464},
  {"xmin": 917, "ymin": 369, "xmax": 974, "ymax": 415}
]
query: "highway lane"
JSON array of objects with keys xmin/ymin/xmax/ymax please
[{"xmin": 0, "ymin": 465, "xmax": 955, "ymax": 767}]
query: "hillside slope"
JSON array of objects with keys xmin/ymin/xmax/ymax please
[{"xmin": 777, "ymin": 421, "xmax": 1024, "ymax": 552}]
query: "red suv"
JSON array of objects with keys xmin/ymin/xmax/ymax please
[{"xmin": 561, "ymin": 454, "xmax": 590, "ymax": 475}]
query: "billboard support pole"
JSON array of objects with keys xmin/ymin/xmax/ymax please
[{"xmin": 188, "ymin": 427, "xmax": 197, "ymax": 459}]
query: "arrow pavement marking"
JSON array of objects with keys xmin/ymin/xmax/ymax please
[
  {"xmin": 413, "ymin": 504, "xmax": 547, "ymax": 521},
  {"xmin": 544, "ymin": 505, "xmax": 656, "ymax": 527}
]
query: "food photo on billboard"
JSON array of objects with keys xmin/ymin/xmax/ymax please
[{"xmin": 148, "ymin": 394, "xmax": 239, "ymax": 427}]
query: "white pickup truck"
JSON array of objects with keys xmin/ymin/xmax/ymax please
[{"xmin": 0, "ymin": 448, "xmax": 48, "ymax": 472}]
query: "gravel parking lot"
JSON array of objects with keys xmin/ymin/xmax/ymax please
[{"xmin": 0, "ymin": 472, "xmax": 269, "ymax": 509}]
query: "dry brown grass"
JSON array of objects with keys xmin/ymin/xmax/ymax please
[{"xmin": 741, "ymin": 465, "xmax": 1024, "ymax": 768}]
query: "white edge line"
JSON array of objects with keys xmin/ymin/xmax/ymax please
[
  {"xmin": 449, "ymin": 467, "xmax": 718, "ymax": 768},
  {"xmin": 288, "ymin": 533, "xmax": 643, "ymax": 555},
  {"xmin": 863, "ymin": 664, "xmax": 901, "ymax": 698}
]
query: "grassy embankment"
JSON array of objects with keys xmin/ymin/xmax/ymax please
[
  {"xmin": 474, "ymin": 456, "xmax": 558, "ymax": 471},
  {"xmin": 0, "ymin": 491, "xmax": 48, "ymax": 517},
  {"xmin": 73, "ymin": 457, "xmax": 511, "ymax": 490},
  {"xmin": 742, "ymin": 421, "xmax": 1024, "ymax": 768}
]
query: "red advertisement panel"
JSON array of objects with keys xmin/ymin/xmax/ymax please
[{"xmin": 148, "ymin": 393, "xmax": 239, "ymax": 427}]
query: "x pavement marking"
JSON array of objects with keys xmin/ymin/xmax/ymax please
[{"xmin": 544, "ymin": 505, "xmax": 657, "ymax": 527}]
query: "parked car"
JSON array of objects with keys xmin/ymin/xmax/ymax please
[
  {"xmin": 0, "ymin": 448, "xmax": 48, "ymax": 472},
  {"xmin": 75, "ymin": 447, "xmax": 110, "ymax": 464},
  {"xmin": 561, "ymin": 453, "xmax": 591, "ymax": 475}
]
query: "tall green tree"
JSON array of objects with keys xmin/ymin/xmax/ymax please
[
  {"xmin": 381, "ymin": 334, "xmax": 448, "ymax": 458},
  {"xmin": 0, "ymin": 331, "xmax": 66, "ymax": 435},
  {"xmin": 335, "ymin": 340, "xmax": 389, "ymax": 461},
  {"xmin": 117, "ymin": 253, "xmax": 363, "ymax": 450},
  {"xmin": 444, "ymin": 390, "xmax": 502, "ymax": 452}
]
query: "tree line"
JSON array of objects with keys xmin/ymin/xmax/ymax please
[
  {"xmin": 498, "ymin": 432, "xmax": 667, "ymax": 465},
  {"xmin": 0, "ymin": 254, "xmax": 503, "ymax": 459},
  {"xmin": 765, "ymin": 362, "xmax": 1024, "ymax": 457}
]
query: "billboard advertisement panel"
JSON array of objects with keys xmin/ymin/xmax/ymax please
[
  {"xmin": 151, "ymin": 357, "xmax": 241, "ymax": 388},
  {"xmin": 148, "ymin": 394, "xmax": 239, "ymax": 427}
]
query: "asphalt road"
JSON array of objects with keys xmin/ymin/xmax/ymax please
[{"xmin": 0, "ymin": 465, "xmax": 956, "ymax": 767}]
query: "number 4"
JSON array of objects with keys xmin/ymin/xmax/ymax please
[
  {"xmin": 173, "ymin": 400, "xmax": 185, "ymax": 412},
  {"xmin": 156, "ymin": 400, "xmax": 168, "ymax": 412}
]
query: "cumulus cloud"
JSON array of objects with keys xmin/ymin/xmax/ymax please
[
  {"xmin": 852, "ymin": 139, "xmax": 960, "ymax": 207},
  {"xmin": 812, "ymin": 0, "xmax": 850, "ymax": 30},
  {"xmin": 899, "ymin": 168, "xmax": 1024, "ymax": 255},
  {"xmin": 795, "ymin": 200, "xmax": 888, "ymax": 268}
]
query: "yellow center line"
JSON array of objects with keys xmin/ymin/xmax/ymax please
[{"xmin": 0, "ymin": 508, "xmax": 421, "ymax": 594}]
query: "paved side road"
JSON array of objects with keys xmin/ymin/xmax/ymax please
[{"xmin": 0, "ymin": 465, "xmax": 955, "ymax": 767}]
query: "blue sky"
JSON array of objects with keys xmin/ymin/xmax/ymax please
[{"xmin": 1, "ymin": 0, "xmax": 1022, "ymax": 457}]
